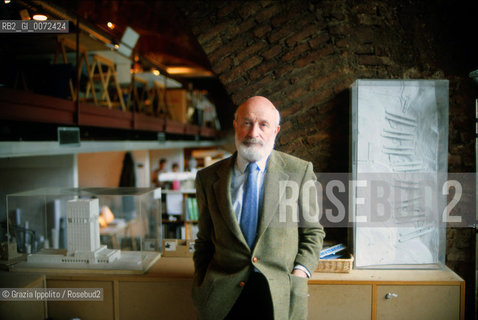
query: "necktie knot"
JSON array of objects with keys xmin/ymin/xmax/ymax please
[{"xmin": 246, "ymin": 162, "xmax": 259, "ymax": 176}]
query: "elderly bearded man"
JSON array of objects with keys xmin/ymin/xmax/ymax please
[{"xmin": 192, "ymin": 96, "xmax": 325, "ymax": 320}]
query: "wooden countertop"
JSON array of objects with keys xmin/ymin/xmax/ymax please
[
  {"xmin": 4, "ymin": 256, "xmax": 194, "ymax": 281},
  {"xmin": 309, "ymin": 266, "xmax": 464, "ymax": 284},
  {"xmin": 3, "ymin": 257, "xmax": 464, "ymax": 285},
  {"xmin": 145, "ymin": 257, "xmax": 194, "ymax": 278}
]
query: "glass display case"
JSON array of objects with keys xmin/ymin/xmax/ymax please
[
  {"xmin": 5, "ymin": 187, "xmax": 162, "ymax": 273},
  {"xmin": 351, "ymin": 79, "xmax": 449, "ymax": 269}
]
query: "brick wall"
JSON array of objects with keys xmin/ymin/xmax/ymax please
[
  {"xmin": 179, "ymin": 0, "xmax": 476, "ymax": 172},
  {"xmin": 177, "ymin": 0, "xmax": 477, "ymax": 316}
]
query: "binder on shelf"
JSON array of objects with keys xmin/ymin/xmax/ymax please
[
  {"xmin": 166, "ymin": 193, "xmax": 183, "ymax": 215},
  {"xmin": 192, "ymin": 198, "xmax": 198, "ymax": 220},
  {"xmin": 190, "ymin": 224, "xmax": 199, "ymax": 240},
  {"xmin": 320, "ymin": 243, "xmax": 346, "ymax": 259},
  {"xmin": 180, "ymin": 226, "xmax": 185, "ymax": 239},
  {"xmin": 186, "ymin": 197, "xmax": 195, "ymax": 221},
  {"xmin": 186, "ymin": 197, "xmax": 199, "ymax": 221}
]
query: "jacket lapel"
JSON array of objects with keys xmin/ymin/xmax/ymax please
[
  {"xmin": 257, "ymin": 151, "xmax": 289, "ymax": 240},
  {"xmin": 212, "ymin": 153, "xmax": 249, "ymax": 248}
]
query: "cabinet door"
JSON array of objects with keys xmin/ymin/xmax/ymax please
[
  {"xmin": 47, "ymin": 279, "xmax": 115, "ymax": 320},
  {"xmin": 119, "ymin": 279, "xmax": 196, "ymax": 320},
  {"xmin": 376, "ymin": 285, "xmax": 460, "ymax": 320},
  {"xmin": 308, "ymin": 284, "xmax": 372, "ymax": 320},
  {"xmin": 0, "ymin": 274, "xmax": 46, "ymax": 320}
]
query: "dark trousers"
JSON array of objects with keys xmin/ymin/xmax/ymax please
[{"xmin": 225, "ymin": 272, "xmax": 274, "ymax": 320}]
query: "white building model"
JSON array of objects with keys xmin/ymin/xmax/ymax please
[
  {"xmin": 65, "ymin": 198, "xmax": 120, "ymax": 263},
  {"xmin": 28, "ymin": 198, "xmax": 120, "ymax": 265}
]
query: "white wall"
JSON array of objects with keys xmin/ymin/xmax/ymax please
[{"xmin": 131, "ymin": 149, "xmax": 149, "ymax": 188}]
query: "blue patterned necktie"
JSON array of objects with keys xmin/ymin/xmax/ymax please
[{"xmin": 240, "ymin": 162, "xmax": 260, "ymax": 249}]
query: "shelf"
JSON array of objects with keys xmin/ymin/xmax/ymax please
[
  {"xmin": 161, "ymin": 189, "xmax": 196, "ymax": 194},
  {"xmin": 0, "ymin": 140, "xmax": 222, "ymax": 158},
  {"xmin": 0, "ymin": 87, "xmax": 224, "ymax": 145},
  {"xmin": 161, "ymin": 190, "xmax": 198, "ymax": 240},
  {"xmin": 162, "ymin": 219, "xmax": 185, "ymax": 224}
]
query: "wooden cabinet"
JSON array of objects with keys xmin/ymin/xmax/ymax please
[
  {"xmin": 308, "ymin": 268, "xmax": 465, "ymax": 320},
  {"xmin": 45, "ymin": 257, "xmax": 196, "ymax": 320},
  {"xmin": 45, "ymin": 278, "xmax": 195, "ymax": 320},
  {"xmin": 0, "ymin": 273, "xmax": 46, "ymax": 320},
  {"xmin": 308, "ymin": 284, "xmax": 372, "ymax": 320},
  {"xmin": 4, "ymin": 259, "xmax": 464, "ymax": 319},
  {"xmin": 118, "ymin": 279, "xmax": 195, "ymax": 319},
  {"xmin": 375, "ymin": 285, "xmax": 461, "ymax": 320},
  {"xmin": 47, "ymin": 279, "xmax": 115, "ymax": 320}
]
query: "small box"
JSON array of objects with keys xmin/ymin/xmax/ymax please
[
  {"xmin": 162, "ymin": 239, "xmax": 195, "ymax": 257},
  {"xmin": 316, "ymin": 253, "xmax": 354, "ymax": 273}
]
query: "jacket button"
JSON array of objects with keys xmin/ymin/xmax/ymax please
[
  {"xmin": 252, "ymin": 257, "xmax": 258, "ymax": 263},
  {"xmin": 239, "ymin": 281, "xmax": 246, "ymax": 287}
]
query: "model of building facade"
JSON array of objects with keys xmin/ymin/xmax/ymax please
[
  {"xmin": 27, "ymin": 198, "xmax": 120, "ymax": 264},
  {"xmin": 67, "ymin": 198, "xmax": 101, "ymax": 254}
]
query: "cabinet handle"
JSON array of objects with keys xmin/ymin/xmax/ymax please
[{"xmin": 385, "ymin": 293, "xmax": 398, "ymax": 299}]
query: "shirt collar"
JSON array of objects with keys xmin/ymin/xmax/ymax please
[{"xmin": 235, "ymin": 151, "xmax": 270, "ymax": 174}]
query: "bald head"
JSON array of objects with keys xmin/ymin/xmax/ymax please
[
  {"xmin": 234, "ymin": 96, "xmax": 281, "ymax": 126},
  {"xmin": 233, "ymin": 96, "xmax": 281, "ymax": 162}
]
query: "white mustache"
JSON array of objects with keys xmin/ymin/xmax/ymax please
[{"xmin": 242, "ymin": 138, "xmax": 264, "ymax": 146}]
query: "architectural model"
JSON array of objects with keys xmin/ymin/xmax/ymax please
[
  {"xmin": 27, "ymin": 198, "xmax": 121, "ymax": 265},
  {"xmin": 8, "ymin": 188, "xmax": 162, "ymax": 273}
]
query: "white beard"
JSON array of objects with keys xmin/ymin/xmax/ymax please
[{"xmin": 235, "ymin": 135, "xmax": 275, "ymax": 162}]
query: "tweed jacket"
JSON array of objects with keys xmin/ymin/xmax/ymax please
[{"xmin": 192, "ymin": 150, "xmax": 325, "ymax": 320}]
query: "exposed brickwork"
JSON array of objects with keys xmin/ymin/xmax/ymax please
[
  {"xmin": 177, "ymin": 0, "xmax": 477, "ymax": 316},
  {"xmin": 178, "ymin": 1, "xmax": 476, "ymax": 164}
]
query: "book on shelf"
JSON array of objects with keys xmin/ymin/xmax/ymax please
[
  {"xmin": 180, "ymin": 226, "xmax": 186, "ymax": 239},
  {"xmin": 320, "ymin": 243, "xmax": 347, "ymax": 259},
  {"xmin": 166, "ymin": 193, "xmax": 183, "ymax": 215},
  {"xmin": 186, "ymin": 197, "xmax": 192, "ymax": 220},
  {"xmin": 189, "ymin": 224, "xmax": 199, "ymax": 240},
  {"xmin": 186, "ymin": 197, "xmax": 199, "ymax": 221},
  {"xmin": 193, "ymin": 197, "xmax": 198, "ymax": 220}
]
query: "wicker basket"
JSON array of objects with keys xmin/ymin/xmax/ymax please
[{"xmin": 316, "ymin": 253, "xmax": 354, "ymax": 273}]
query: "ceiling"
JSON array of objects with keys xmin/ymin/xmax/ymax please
[
  {"xmin": 58, "ymin": 0, "xmax": 213, "ymax": 74},
  {"xmin": 1, "ymin": 0, "xmax": 212, "ymax": 73},
  {"xmin": 0, "ymin": 0, "xmax": 234, "ymax": 131}
]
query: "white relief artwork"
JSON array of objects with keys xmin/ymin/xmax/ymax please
[{"xmin": 352, "ymin": 80, "xmax": 448, "ymax": 268}]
